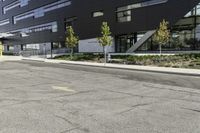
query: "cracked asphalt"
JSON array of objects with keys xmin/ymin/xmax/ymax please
[{"xmin": 0, "ymin": 60, "xmax": 200, "ymax": 133}]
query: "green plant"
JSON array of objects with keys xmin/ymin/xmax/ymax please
[
  {"xmin": 153, "ymin": 19, "xmax": 170, "ymax": 55},
  {"xmin": 98, "ymin": 22, "xmax": 112, "ymax": 63},
  {"xmin": 65, "ymin": 26, "xmax": 79, "ymax": 60},
  {"xmin": 55, "ymin": 53, "xmax": 200, "ymax": 69},
  {"xmin": 0, "ymin": 41, "xmax": 3, "ymax": 56}
]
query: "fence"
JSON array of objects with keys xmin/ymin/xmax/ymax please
[{"xmin": 20, "ymin": 48, "xmax": 69, "ymax": 58}]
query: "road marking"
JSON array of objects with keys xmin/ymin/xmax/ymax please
[{"xmin": 52, "ymin": 86, "xmax": 76, "ymax": 92}]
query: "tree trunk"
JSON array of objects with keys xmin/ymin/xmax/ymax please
[
  {"xmin": 50, "ymin": 43, "xmax": 53, "ymax": 59},
  {"xmin": 70, "ymin": 48, "xmax": 73, "ymax": 60},
  {"xmin": 103, "ymin": 46, "xmax": 107, "ymax": 64},
  {"xmin": 103, "ymin": 46, "xmax": 105, "ymax": 54},
  {"xmin": 159, "ymin": 44, "xmax": 162, "ymax": 56}
]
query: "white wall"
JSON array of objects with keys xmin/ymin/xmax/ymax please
[{"xmin": 79, "ymin": 38, "xmax": 115, "ymax": 53}]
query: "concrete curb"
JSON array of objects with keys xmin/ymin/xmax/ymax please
[
  {"xmin": 0, "ymin": 56, "xmax": 22, "ymax": 62},
  {"xmin": 21, "ymin": 57, "xmax": 200, "ymax": 77}
]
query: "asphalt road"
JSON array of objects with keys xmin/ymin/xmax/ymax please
[{"xmin": 0, "ymin": 60, "xmax": 200, "ymax": 133}]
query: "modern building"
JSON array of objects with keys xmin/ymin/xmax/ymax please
[{"xmin": 0, "ymin": 0, "xmax": 200, "ymax": 56}]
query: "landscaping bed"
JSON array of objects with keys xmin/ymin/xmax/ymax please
[
  {"xmin": 54, "ymin": 53, "xmax": 104, "ymax": 62},
  {"xmin": 55, "ymin": 53, "xmax": 200, "ymax": 69}
]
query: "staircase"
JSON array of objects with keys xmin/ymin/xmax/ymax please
[{"xmin": 126, "ymin": 30, "xmax": 156, "ymax": 53}]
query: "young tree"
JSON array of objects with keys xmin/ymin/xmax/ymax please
[
  {"xmin": 0, "ymin": 41, "xmax": 3, "ymax": 57},
  {"xmin": 153, "ymin": 19, "xmax": 170, "ymax": 55},
  {"xmin": 65, "ymin": 26, "xmax": 79, "ymax": 60},
  {"xmin": 98, "ymin": 22, "xmax": 112, "ymax": 63}
]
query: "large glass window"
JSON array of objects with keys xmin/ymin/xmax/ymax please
[
  {"xmin": 7, "ymin": 45, "xmax": 14, "ymax": 51},
  {"xmin": 116, "ymin": 34, "xmax": 136, "ymax": 52},
  {"xmin": 185, "ymin": 3, "xmax": 200, "ymax": 17},
  {"xmin": 1, "ymin": 22, "xmax": 58, "ymax": 38},
  {"xmin": 3, "ymin": 0, "xmax": 30, "ymax": 14},
  {"xmin": 116, "ymin": 0, "xmax": 168, "ymax": 23},
  {"xmin": 13, "ymin": 0, "xmax": 71, "ymax": 24}
]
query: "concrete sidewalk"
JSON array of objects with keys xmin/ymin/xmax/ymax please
[
  {"xmin": 0, "ymin": 56, "xmax": 22, "ymax": 62},
  {"xmin": 1, "ymin": 56, "xmax": 200, "ymax": 76},
  {"xmin": 22, "ymin": 57, "xmax": 200, "ymax": 76}
]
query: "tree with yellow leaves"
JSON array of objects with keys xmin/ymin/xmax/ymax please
[
  {"xmin": 153, "ymin": 19, "xmax": 170, "ymax": 55},
  {"xmin": 98, "ymin": 22, "xmax": 112, "ymax": 63},
  {"xmin": 0, "ymin": 41, "xmax": 3, "ymax": 57},
  {"xmin": 65, "ymin": 26, "xmax": 79, "ymax": 60}
]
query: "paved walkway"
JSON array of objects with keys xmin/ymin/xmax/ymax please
[
  {"xmin": 0, "ymin": 56, "xmax": 22, "ymax": 62},
  {"xmin": 1, "ymin": 56, "xmax": 200, "ymax": 76}
]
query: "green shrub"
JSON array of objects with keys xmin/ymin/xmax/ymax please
[
  {"xmin": 55, "ymin": 53, "xmax": 104, "ymax": 61},
  {"xmin": 2, "ymin": 52, "xmax": 14, "ymax": 56},
  {"xmin": 55, "ymin": 53, "xmax": 200, "ymax": 69}
]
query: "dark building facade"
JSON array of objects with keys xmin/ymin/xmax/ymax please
[{"xmin": 0, "ymin": 0, "xmax": 200, "ymax": 55}]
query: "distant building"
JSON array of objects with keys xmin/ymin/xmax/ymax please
[{"xmin": 0, "ymin": 0, "xmax": 200, "ymax": 56}]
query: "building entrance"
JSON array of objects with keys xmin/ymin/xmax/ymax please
[
  {"xmin": 115, "ymin": 33, "xmax": 145, "ymax": 53},
  {"xmin": 116, "ymin": 34, "xmax": 135, "ymax": 53}
]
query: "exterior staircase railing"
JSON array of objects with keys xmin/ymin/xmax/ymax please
[{"xmin": 126, "ymin": 30, "xmax": 156, "ymax": 53}]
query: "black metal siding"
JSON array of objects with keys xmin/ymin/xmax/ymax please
[{"xmin": 0, "ymin": 0, "xmax": 200, "ymax": 45}]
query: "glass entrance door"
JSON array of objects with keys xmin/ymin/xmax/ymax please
[{"xmin": 116, "ymin": 35, "xmax": 134, "ymax": 53}]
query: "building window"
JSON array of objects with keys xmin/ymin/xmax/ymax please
[
  {"xmin": 34, "ymin": 8, "xmax": 44, "ymax": 18},
  {"xmin": 52, "ymin": 42, "xmax": 62, "ymax": 49},
  {"xmin": 64, "ymin": 16, "xmax": 77, "ymax": 30},
  {"xmin": 4, "ymin": 21, "xmax": 58, "ymax": 37},
  {"xmin": 92, "ymin": 11, "xmax": 104, "ymax": 17},
  {"xmin": 26, "ymin": 44, "xmax": 40, "ymax": 50},
  {"xmin": 117, "ymin": 10, "xmax": 131, "ymax": 23},
  {"xmin": 7, "ymin": 45, "xmax": 14, "ymax": 51},
  {"xmin": 116, "ymin": 0, "xmax": 168, "ymax": 23},
  {"xmin": 117, "ymin": 0, "xmax": 168, "ymax": 12},
  {"xmin": 7, "ymin": 45, "xmax": 9, "ymax": 51},
  {"xmin": 185, "ymin": 3, "xmax": 200, "ymax": 17},
  {"xmin": 20, "ymin": 0, "xmax": 30, "ymax": 7},
  {"xmin": 3, "ymin": 0, "xmax": 30, "ymax": 14},
  {"xmin": 0, "ymin": 19, "xmax": 10, "ymax": 26},
  {"xmin": 13, "ymin": 0, "xmax": 71, "ymax": 24},
  {"xmin": 52, "ymin": 23, "xmax": 58, "ymax": 32},
  {"xmin": 20, "ymin": 32, "xmax": 29, "ymax": 37}
]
